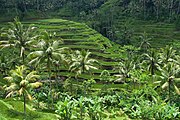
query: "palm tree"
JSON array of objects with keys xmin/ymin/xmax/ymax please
[
  {"xmin": 4, "ymin": 65, "xmax": 42, "ymax": 116},
  {"xmin": 100, "ymin": 70, "xmax": 112, "ymax": 83},
  {"xmin": 159, "ymin": 45, "xmax": 177, "ymax": 64},
  {"xmin": 142, "ymin": 49, "xmax": 161, "ymax": 76},
  {"xmin": 28, "ymin": 31, "xmax": 68, "ymax": 86},
  {"xmin": 115, "ymin": 58, "xmax": 135, "ymax": 83},
  {"xmin": 139, "ymin": 32, "xmax": 151, "ymax": 52},
  {"xmin": 155, "ymin": 62, "xmax": 180, "ymax": 102},
  {"xmin": 69, "ymin": 50, "xmax": 98, "ymax": 77},
  {"xmin": 0, "ymin": 53, "xmax": 9, "ymax": 76},
  {"xmin": 0, "ymin": 17, "xmax": 37, "ymax": 64}
]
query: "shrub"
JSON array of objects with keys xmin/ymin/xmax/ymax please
[{"xmin": 130, "ymin": 100, "xmax": 180, "ymax": 120}]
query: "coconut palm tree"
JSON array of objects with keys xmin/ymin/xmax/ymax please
[
  {"xmin": 0, "ymin": 17, "xmax": 37, "ymax": 64},
  {"xmin": 28, "ymin": 31, "xmax": 68, "ymax": 86},
  {"xmin": 4, "ymin": 65, "xmax": 42, "ymax": 116},
  {"xmin": 159, "ymin": 45, "xmax": 177, "ymax": 65},
  {"xmin": 155, "ymin": 62, "xmax": 180, "ymax": 102},
  {"xmin": 69, "ymin": 50, "xmax": 98, "ymax": 77},
  {"xmin": 115, "ymin": 58, "xmax": 135, "ymax": 83},
  {"xmin": 142, "ymin": 49, "xmax": 161, "ymax": 76},
  {"xmin": 0, "ymin": 53, "xmax": 9, "ymax": 76},
  {"xmin": 139, "ymin": 32, "xmax": 151, "ymax": 52}
]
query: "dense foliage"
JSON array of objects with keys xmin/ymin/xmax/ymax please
[
  {"xmin": 1, "ymin": 0, "xmax": 179, "ymax": 21},
  {"xmin": 0, "ymin": 18, "xmax": 179, "ymax": 120},
  {"xmin": 0, "ymin": 0, "xmax": 180, "ymax": 119}
]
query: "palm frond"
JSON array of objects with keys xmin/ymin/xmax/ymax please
[
  {"xmin": 162, "ymin": 82, "xmax": 169, "ymax": 89},
  {"xmin": 25, "ymin": 71, "xmax": 39, "ymax": 82},
  {"xmin": 174, "ymin": 85, "xmax": 180, "ymax": 95},
  {"xmin": 6, "ymin": 91, "xmax": 15, "ymax": 98},
  {"xmin": 28, "ymin": 51, "xmax": 44, "ymax": 58},
  {"xmin": 29, "ymin": 82, "xmax": 42, "ymax": 89}
]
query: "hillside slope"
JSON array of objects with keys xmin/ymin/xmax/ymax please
[
  {"xmin": 52, "ymin": 0, "xmax": 180, "ymax": 50},
  {"xmin": 22, "ymin": 19, "xmax": 123, "ymax": 80},
  {"xmin": 94, "ymin": 0, "xmax": 180, "ymax": 49}
]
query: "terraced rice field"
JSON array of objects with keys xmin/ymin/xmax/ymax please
[
  {"xmin": 116, "ymin": 19, "xmax": 180, "ymax": 50},
  {"xmin": 2, "ymin": 18, "xmax": 179, "ymax": 81},
  {"xmin": 23, "ymin": 19, "xmax": 121, "ymax": 80}
]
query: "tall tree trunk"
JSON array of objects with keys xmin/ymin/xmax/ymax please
[
  {"xmin": 23, "ymin": 93, "xmax": 26, "ymax": 117},
  {"xmin": 143, "ymin": 0, "xmax": 146, "ymax": 20},
  {"xmin": 156, "ymin": 1, "xmax": 159, "ymax": 21},
  {"xmin": 169, "ymin": 0, "xmax": 174, "ymax": 22},
  {"xmin": 47, "ymin": 57, "xmax": 51, "ymax": 89},
  {"xmin": 22, "ymin": 51, "xmax": 25, "ymax": 65},
  {"xmin": 177, "ymin": 0, "xmax": 180, "ymax": 14},
  {"xmin": 168, "ymin": 79, "xmax": 171, "ymax": 103},
  {"xmin": 37, "ymin": 0, "xmax": 40, "ymax": 11}
]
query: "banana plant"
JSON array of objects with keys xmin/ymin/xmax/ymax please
[
  {"xmin": 100, "ymin": 70, "xmax": 114, "ymax": 83},
  {"xmin": 87, "ymin": 97, "xmax": 104, "ymax": 120},
  {"xmin": 56, "ymin": 97, "xmax": 76, "ymax": 120},
  {"xmin": 74, "ymin": 96, "xmax": 88, "ymax": 120},
  {"xmin": 82, "ymin": 79, "xmax": 96, "ymax": 95}
]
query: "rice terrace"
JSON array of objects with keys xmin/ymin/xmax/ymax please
[{"xmin": 0, "ymin": 0, "xmax": 180, "ymax": 120}]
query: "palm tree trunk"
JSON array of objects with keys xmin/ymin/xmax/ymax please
[
  {"xmin": 22, "ymin": 52, "xmax": 25, "ymax": 65},
  {"xmin": 156, "ymin": 3, "xmax": 159, "ymax": 21},
  {"xmin": 177, "ymin": 1, "xmax": 180, "ymax": 14},
  {"xmin": 47, "ymin": 58, "xmax": 52, "ymax": 89},
  {"xmin": 168, "ymin": 79, "xmax": 171, "ymax": 103},
  {"xmin": 23, "ymin": 93, "xmax": 26, "ymax": 117},
  {"xmin": 47, "ymin": 58, "xmax": 54, "ymax": 109},
  {"xmin": 143, "ymin": 0, "xmax": 146, "ymax": 20}
]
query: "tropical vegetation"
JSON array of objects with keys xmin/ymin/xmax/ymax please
[{"xmin": 0, "ymin": 1, "xmax": 180, "ymax": 120}]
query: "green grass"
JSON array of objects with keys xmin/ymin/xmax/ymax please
[{"xmin": 0, "ymin": 99, "xmax": 59, "ymax": 120}]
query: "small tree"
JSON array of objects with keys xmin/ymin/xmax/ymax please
[{"xmin": 4, "ymin": 65, "xmax": 42, "ymax": 117}]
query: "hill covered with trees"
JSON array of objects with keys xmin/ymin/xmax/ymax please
[{"xmin": 0, "ymin": 0, "xmax": 180, "ymax": 49}]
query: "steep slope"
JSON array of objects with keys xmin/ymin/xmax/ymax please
[{"xmin": 23, "ymin": 19, "xmax": 122, "ymax": 80}]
